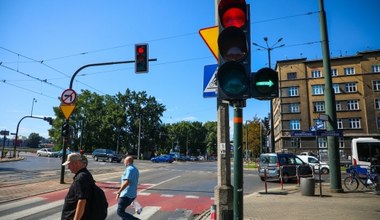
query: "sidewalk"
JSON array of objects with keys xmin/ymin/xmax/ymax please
[{"xmin": 197, "ymin": 183, "xmax": 380, "ymax": 220}]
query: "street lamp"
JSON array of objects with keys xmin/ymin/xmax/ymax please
[
  {"xmin": 252, "ymin": 37, "xmax": 285, "ymax": 153},
  {"xmin": 31, "ymin": 98, "xmax": 37, "ymax": 116}
]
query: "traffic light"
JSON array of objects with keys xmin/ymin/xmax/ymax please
[
  {"xmin": 43, "ymin": 117, "xmax": 53, "ymax": 125},
  {"xmin": 251, "ymin": 67, "xmax": 279, "ymax": 99},
  {"xmin": 61, "ymin": 122, "xmax": 70, "ymax": 137},
  {"xmin": 263, "ymin": 117, "xmax": 270, "ymax": 132},
  {"xmin": 135, "ymin": 44, "xmax": 148, "ymax": 73},
  {"xmin": 217, "ymin": 0, "xmax": 251, "ymax": 101}
]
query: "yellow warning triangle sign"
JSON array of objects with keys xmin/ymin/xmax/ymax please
[
  {"xmin": 199, "ymin": 26, "xmax": 219, "ymax": 61},
  {"xmin": 60, "ymin": 104, "xmax": 76, "ymax": 120}
]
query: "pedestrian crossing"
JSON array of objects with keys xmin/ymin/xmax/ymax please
[{"xmin": 0, "ymin": 197, "xmax": 160, "ymax": 220}]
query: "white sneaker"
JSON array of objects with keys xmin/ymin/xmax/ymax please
[{"xmin": 136, "ymin": 207, "xmax": 143, "ymax": 215}]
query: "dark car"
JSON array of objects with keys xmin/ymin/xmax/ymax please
[
  {"xmin": 258, "ymin": 153, "xmax": 313, "ymax": 183},
  {"xmin": 92, "ymin": 149, "xmax": 123, "ymax": 163},
  {"xmin": 151, "ymin": 154, "xmax": 174, "ymax": 163}
]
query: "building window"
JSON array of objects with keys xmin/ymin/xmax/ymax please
[
  {"xmin": 313, "ymin": 119, "xmax": 325, "ymax": 129},
  {"xmin": 313, "ymin": 102, "xmax": 325, "ymax": 112},
  {"xmin": 344, "ymin": 67, "xmax": 355, "ymax": 75},
  {"xmin": 312, "ymin": 85, "xmax": 324, "ymax": 95},
  {"xmin": 337, "ymin": 119, "xmax": 343, "ymax": 129},
  {"xmin": 288, "ymin": 87, "xmax": 299, "ymax": 97},
  {"xmin": 311, "ymin": 70, "xmax": 322, "ymax": 78},
  {"xmin": 338, "ymin": 138, "xmax": 345, "ymax": 148},
  {"xmin": 290, "ymin": 120, "xmax": 301, "ymax": 130},
  {"xmin": 289, "ymin": 103, "xmax": 300, "ymax": 113},
  {"xmin": 336, "ymin": 101, "xmax": 342, "ymax": 111},
  {"xmin": 349, "ymin": 118, "xmax": 361, "ymax": 129},
  {"xmin": 291, "ymin": 138, "xmax": 300, "ymax": 148},
  {"xmin": 372, "ymin": 64, "xmax": 380, "ymax": 73},
  {"xmin": 287, "ymin": 72, "xmax": 297, "ymax": 80},
  {"xmin": 375, "ymin": 98, "xmax": 380, "ymax": 110},
  {"xmin": 345, "ymin": 82, "xmax": 357, "ymax": 93},
  {"xmin": 377, "ymin": 117, "xmax": 380, "ymax": 129},
  {"xmin": 331, "ymin": 68, "xmax": 338, "ymax": 76},
  {"xmin": 347, "ymin": 100, "xmax": 359, "ymax": 110},
  {"xmin": 373, "ymin": 80, "xmax": 380, "ymax": 91},
  {"xmin": 318, "ymin": 137, "xmax": 327, "ymax": 149},
  {"xmin": 333, "ymin": 84, "xmax": 341, "ymax": 94}
]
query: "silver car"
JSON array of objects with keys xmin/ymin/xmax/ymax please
[{"xmin": 36, "ymin": 148, "xmax": 58, "ymax": 157}]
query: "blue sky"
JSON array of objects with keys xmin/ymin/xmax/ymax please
[{"xmin": 1, "ymin": 0, "xmax": 379, "ymax": 138}]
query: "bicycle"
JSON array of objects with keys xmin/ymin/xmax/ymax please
[{"xmin": 343, "ymin": 165, "xmax": 380, "ymax": 193}]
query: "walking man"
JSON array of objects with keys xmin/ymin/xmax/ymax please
[
  {"xmin": 116, "ymin": 156, "xmax": 140, "ymax": 220},
  {"xmin": 61, "ymin": 153, "xmax": 94, "ymax": 220}
]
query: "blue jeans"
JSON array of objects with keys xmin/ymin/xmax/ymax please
[{"xmin": 117, "ymin": 196, "xmax": 139, "ymax": 220}]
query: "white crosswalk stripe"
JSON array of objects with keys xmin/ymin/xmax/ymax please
[{"xmin": 0, "ymin": 197, "xmax": 160, "ymax": 220}]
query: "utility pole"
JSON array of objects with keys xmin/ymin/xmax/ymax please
[
  {"xmin": 318, "ymin": 0, "xmax": 342, "ymax": 192},
  {"xmin": 252, "ymin": 37, "xmax": 284, "ymax": 152}
]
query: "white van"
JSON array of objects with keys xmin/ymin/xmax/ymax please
[
  {"xmin": 351, "ymin": 137, "xmax": 380, "ymax": 168},
  {"xmin": 297, "ymin": 155, "xmax": 330, "ymax": 174}
]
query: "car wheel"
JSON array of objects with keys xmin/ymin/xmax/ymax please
[
  {"xmin": 37, "ymin": 153, "xmax": 41, "ymax": 157},
  {"xmin": 108, "ymin": 157, "xmax": 113, "ymax": 163},
  {"xmin": 321, "ymin": 167, "xmax": 329, "ymax": 174},
  {"xmin": 94, "ymin": 156, "xmax": 98, "ymax": 161},
  {"xmin": 260, "ymin": 177, "xmax": 266, "ymax": 181}
]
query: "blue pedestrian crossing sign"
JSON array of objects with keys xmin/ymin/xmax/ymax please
[{"xmin": 203, "ymin": 64, "xmax": 218, "ymax": 98}]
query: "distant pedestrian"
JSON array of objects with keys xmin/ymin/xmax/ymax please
[
  {"xmin": 61, "ymin": 153, "xmax": 95, "ymax": 220},
  {"xmin": 116, "ymin": 156, "xmax": 140, "ymax": 220}
]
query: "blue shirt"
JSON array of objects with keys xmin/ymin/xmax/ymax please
[{"xmin": 120, "ymin": 164, "xmax": 139, "ymax": 198}]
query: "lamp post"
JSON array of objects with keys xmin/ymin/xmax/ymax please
[
  {"xmin": 31, "ymin": 98, "xmax": 37, "ymax": 116},
  {"xmin": 137, "ymin": 103, "xmax": 146, "ymax": 160},
  {"xmin": 252, "ymin": 37, "xmax": 285, "ymax": 153}
]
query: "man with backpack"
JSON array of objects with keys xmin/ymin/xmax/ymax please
[
  {"xmin": 61, "ymin": 153, "xmax": 108, "ymax": 220},
  {"xmin": 116, "ymin": 156, "xmax": 140, "ymax": 220}
]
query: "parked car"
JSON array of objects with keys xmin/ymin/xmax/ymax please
[
  {"xmin": 36, "ymin": 148, "xmax": 58, "ymax": 157},
  {"xmin": 297, "ymin": 155, "xmax": 330, "ymax": 174},
  {"xmin": 258, "ymin": 153, "xmax": 313, "ymax": 183},
  {"xmin": 92, "ymin": 149, "xmax": 123, "ymax": 163},
  {"xmin": 57, "ymin": 149, "xmax": 72, "ymax": 158},
  {"xmin": 151, "ymin": 154, "xmax": 174, "ymax": 163}
]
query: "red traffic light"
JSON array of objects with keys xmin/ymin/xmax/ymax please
[
  {"xmin": 135, "ymin": 44, "xmax": 148, "ymax": 73},
  {"xmin": 218, "ymin": 0, "xmax": 247, "ymax": 28}
]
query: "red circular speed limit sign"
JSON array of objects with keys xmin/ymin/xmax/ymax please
[{"xmin": 61, "ymin": 89, "xmax": 77, "ymax": 104}]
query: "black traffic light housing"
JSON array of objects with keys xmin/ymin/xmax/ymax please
[
  {"xmin": 43, "ymin": 117, "xmax": 53, "ymax": 125},
  {"xmin": 217, "ymin": 0, "xmax": 251, "ymax": 101},
  {"xmin": 61, "ymin": 122, "xmax": 70, "ymax": 137},
  {"xmin": 135, "ymin": 44, "xmax": 148, "ymax": 73},
  {"xmin": 251, "ymin": 67, "xmax": 279, "ymax": 100}
]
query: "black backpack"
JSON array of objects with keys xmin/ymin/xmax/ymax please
[{"xmin": 88, "ymin": 182, "xmax": 108, "ymax": 220}]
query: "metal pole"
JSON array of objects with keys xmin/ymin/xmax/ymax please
[
  {"xmin": 318, "ymin": 0, "xmax": 342, "ymax": 192},
  {"xmin": 138, "ymin": 116, "xmax": 141, "ymax": 160},
  {"xmin": 233, "ymin": 105, "xmax": 243, "ymax": 220}
]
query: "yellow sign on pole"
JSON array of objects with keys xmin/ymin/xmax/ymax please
[
  {"xmin": 60, "ymin": 104, "xmax": 76, "ymax": 120},
  {"xmin": 199, "ymin": 26, "xmax": 219, "ymax": 61}
]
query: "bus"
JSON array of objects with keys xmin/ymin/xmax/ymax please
[{"xmin": 351, "ymin": 138, "xmax": 380, "ymax": 169}]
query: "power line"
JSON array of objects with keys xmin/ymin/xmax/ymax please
[{"xmin": 1, "ymin": 80, "xmax": 58, "ymax": 100}]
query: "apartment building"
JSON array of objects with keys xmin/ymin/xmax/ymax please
[{"xmin": 273, "ymin": 49, "xmax": 380, "ymax": 160}]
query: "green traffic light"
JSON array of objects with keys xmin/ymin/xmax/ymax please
[{"xmin": 256, "ymin": 80, "xmax": 274, "ymax": 87}]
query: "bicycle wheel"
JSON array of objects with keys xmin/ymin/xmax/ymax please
[{"xmin": 343, "ymin": 176, "xmax": 359, "ymax": 191}]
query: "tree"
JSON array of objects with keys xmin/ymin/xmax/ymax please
[
  {"xmin": 204, "ymin": 121, "xmax": 217, "ymax": 156},
  {"xmin": 243, "ymin": 116, "xmax": 265, "ymax": 160},
  {"xmin": 27, "ymin": 133, "xmax": 42, "ymax": 148}
]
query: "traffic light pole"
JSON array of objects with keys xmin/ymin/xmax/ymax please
[
  {"xmin": 13, "ymin": 116, "xmax": 52, "ymax": 158},
  {"xmin": 232, "ymin": 101, "xmax": 245, "ymax": 220}
]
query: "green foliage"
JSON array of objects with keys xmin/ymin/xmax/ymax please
[{"xmin": 27, "ymin": 132, "xmax": 42, "ymax": 148}]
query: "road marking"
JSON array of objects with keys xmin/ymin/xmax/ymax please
[
  {"xmin": 139, "ymin": 175, "xmax": 181, "ymax": 193},
  {"xmin": 161, "ymin": 194, "xmax": 174, "ymax": 197},
  {"xmin": 0, "ymin": 197, "xmax": 44, "ymax": 212},
  {"xmin": 185, "ymin": 195, "xmax": 200, "ymax": 199},
  {"xmin": 1, "ymin": 200, "xmax": 63, "ymax": 220}
]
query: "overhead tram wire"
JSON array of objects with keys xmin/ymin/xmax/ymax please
[{"xmin": 1, "ymin": 80, "xmax": 57, "ymax": 100}]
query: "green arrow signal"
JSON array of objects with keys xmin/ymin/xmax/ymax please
[{"xmin": 256, "ymin": 80, "xmax": 274, "ymax": 87}]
